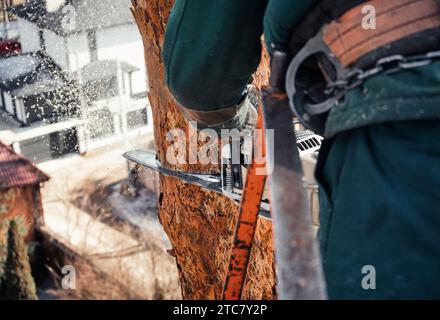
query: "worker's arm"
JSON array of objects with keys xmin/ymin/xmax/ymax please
[
  {"xmin": 163, "ymin": 0, "xmax": 268, "ymax": 112},
  {"xmin": 263, "ymin": 0, "xmax": 318, "ymax": 55}
]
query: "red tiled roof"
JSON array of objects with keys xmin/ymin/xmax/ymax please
[{"xmin": 0, "ymin": 141, "xmax": 50, "ymax": 190}]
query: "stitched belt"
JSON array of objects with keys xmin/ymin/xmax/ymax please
[
  {"xmin": 323, "ymin": 0, "xmax": 440, "ymax": 68},
  {"xmin": 284, "ymin": 0, "xmax": 440, "ymax": 134}
]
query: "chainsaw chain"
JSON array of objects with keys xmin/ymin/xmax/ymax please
[{"xmin": 325, "ymin": 50, "xmax": 440, "ymax": 96}]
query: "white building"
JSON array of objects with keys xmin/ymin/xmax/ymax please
[
  {"xmin": 14, "ymin": 0, "xmax": 148, "ymax": 94},
  {"xmin": 0, "ymin": 0, "xmax": 152, "ymax": 161},
  {"xmin": 0, "ymin": 51, "xmax": 83, "ymax": 162}
]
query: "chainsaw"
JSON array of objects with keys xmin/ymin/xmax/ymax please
[
  {"xmin": 124, "ymin": 50, "xmax": 328, "ymax": 300},
  {"xmin": 123, "ymin": 128, "xmax": 322, "ymax": 218}
]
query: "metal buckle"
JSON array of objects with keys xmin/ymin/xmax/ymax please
[
  {"xmin": 285, "ymin": 30, "xmax": 346, "ymax": 134},
  {"xmin": 285, "ymin": 29, "xmax": 440, "ymax": 135}
]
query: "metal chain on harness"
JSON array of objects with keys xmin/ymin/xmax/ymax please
[
  {"xmin": 325, "ymin": 50, "xmax": 440, "ymax": 97},
  {"xmin": 286, "ymin": 33, "xmax": 440, "ymax": 135}
]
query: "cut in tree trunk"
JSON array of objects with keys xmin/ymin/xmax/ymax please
[{"xmin": 131, "ymin": 0, "xmax": 275, "ymax": 299}]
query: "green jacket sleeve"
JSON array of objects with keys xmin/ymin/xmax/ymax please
[
  {"xmin": 163, "ymin": 0, "xmax": 268, "ymax": 111},
  {"xmin": 263, "ymin": 0, "xmax": 317, "ymax": 55}
]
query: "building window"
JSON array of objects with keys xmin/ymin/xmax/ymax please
[
  {"xmin": 127, "ymin": 108, "xmax": 148, "ymax": 130},
  {"xmin": 84, "ymin": 77, "xmax": 118, "ymax": 101},
  {"xmin": 15, "ymin": 97, "xmax": 27, "ymax": 124},
  {"xmin": 87, "ymin": 30, "xmax": 97, "ymax": 62},
  {"xmin": 11, "ymin": 96, "xmax": 16, "ymax": 117},
  {"xmin": 87, "ymin": 108, "xmax": 115, "ymax": 140},
  {"xmin": 39, "ymin": 29, "xmax": 45, "ymax": 51},
  {"xmin": 0, "ymin": 90, "xmax": 4, "ymax": 110}
]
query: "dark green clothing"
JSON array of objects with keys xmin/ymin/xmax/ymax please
[
  {"xmin": 316, "ymin": 121, "xmax": 440, "ymax": 299},
  {"xmin": 263, "ymin": 0, "xmax": 317, "ymax": 54},
  {"xmin": 163, "ymin": 0, "xmax": 268, "ymax": 111},
  {"xmin": 164, "ymin": 0, "xmax": 440, "ymax": 299},
  {"xmin": 326, "ymin": 62, "xmax": 440, "ymax": 138},
  {"xmin": 163, "ymin": 0, "xmax": 316, "ymax": 111}
]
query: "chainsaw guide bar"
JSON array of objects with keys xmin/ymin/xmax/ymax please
[{"xmin": 123, "ymin": 149, "xmax": 271, "ymax": 218}]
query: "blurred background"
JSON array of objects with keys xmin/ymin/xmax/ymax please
[{"xmin": 0, "ymin": 0, "xmax": 180, "ymax": 300}]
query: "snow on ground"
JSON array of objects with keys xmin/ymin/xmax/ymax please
[
  {"xmin": 43, "ymin": 201, "xmax": 180, "ymax": 299},
  {"xmin": 38, "ymin": 134, "xmax": 181, "ymax": 298},
  {"xmin": 108, "ymin": 183, "xmax": 171, "ymax": 246}
]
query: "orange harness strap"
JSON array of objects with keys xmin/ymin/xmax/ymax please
[{"xmin": 222, "ymin": 104, "xmax": 267, "ymax": 300}]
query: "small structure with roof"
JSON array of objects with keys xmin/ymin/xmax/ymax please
[{"xmin": 0, "ymin": 141, "xmax": 49, "ymax": 243}]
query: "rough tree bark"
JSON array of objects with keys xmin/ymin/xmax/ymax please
[{"xmin": 131, "ymin": 0, "xmax": 275, "ymax": 299}]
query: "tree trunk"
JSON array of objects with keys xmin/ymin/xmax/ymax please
[{"xmin": 131, "ymin": 0, "xmax": 275, "ymax": 299}]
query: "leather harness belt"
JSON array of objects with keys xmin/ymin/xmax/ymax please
[
  {"xmin": 323, "ymin": 0, "xmax": 440, "ymax": 67},
  {"xmin": 284, "ymin": 0, "xmax": 440, "ymax": 134}
]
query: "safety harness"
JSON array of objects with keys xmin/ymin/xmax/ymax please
[
  {"xmin": 285, "ymin": 0, "xmax": 440, "ymax": 133},
  {"xmin": 128, "ymin": 0, "xmax": 440, "ymax": 300},
  {"xmin": 223, "ymin": 0, "xmax": 440, "ymax": 300}
]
